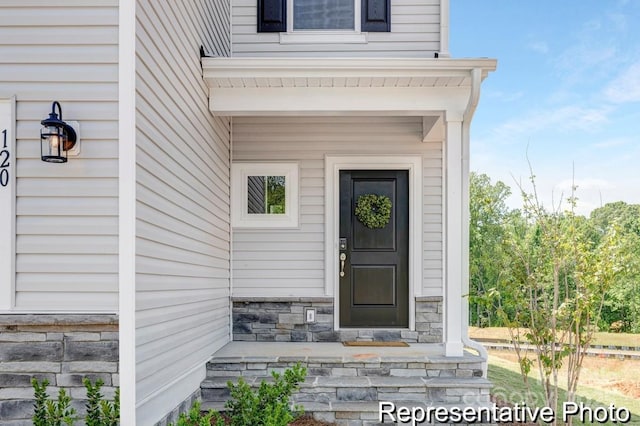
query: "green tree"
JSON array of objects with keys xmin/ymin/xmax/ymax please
[
  {"xmin": 590, "ymin": 202, "xmax": 640, "ymax": 332},
  {"xmin": 468, "ymin": 172, "xmax": 513, "ymax": 327},
  {"xmin": 491, "ymin": 175, "xmax": 627, "ymax": 425},
  {"xmin": 590, "ymin": 201, "xmax": 640, "ymax": 237},
  {"xmin": 267, "ymin": 176, "xmax": 286, "ymax": 214}
]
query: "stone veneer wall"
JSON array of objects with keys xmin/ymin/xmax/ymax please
[
  {"xmin": 0, "ymin": 314, "xmax": 119, "ymax": 424},
  {"xmin": 232, "ymin": 297, "xmax": 442, "ymax": 343}
]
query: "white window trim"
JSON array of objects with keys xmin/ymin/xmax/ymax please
[
  {"xmin": 324, "ymin": 155, "xmax": 423, "ymax": 332},
  {"xmin": 280, "ymin": 32, "xmax": 367, "ymax": 44},
  {"xmin": 281, "ymin": 0, "xmax": 367, "ymax": 44},
  {"xmin": 231, "ymin": 162, "xmax": 299, "ymax": 228}
]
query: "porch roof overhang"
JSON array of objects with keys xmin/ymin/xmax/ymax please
[{"xmin": 201, "ymin": 57, "xmax": 497, "ymax": 118}]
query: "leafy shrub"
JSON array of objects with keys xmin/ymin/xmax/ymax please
[
  {"xmin": 173, "ymin": 400, "xmax": 224, "ymax": 426},
  {"xmin": 171, "ymin": 363, "xmax": 307, "ymax": 426},
  {"xmin": 225, "ymin": 363, "xmax": 306, "ymax": 426},
  {"xmin": 83, "ymin": 377, "xmax": 120, "ymax": 426},
  {"xmin": 31, "ymin": 378, "xmax": 78, "ymax": 426},
  {"xmin": 32, "ymin": 377, "xmax": 119, "ymax": 426}
]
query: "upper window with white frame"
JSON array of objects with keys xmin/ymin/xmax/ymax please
[
  {"xmin": 257, "ymin": 0, "xmax": 390, "ymax": 34},
  {"xmin": 293, "ymin": 0, "xmax": 355, "ymax": 30},
  {"xmin": 231, "ymin": 162, "xmax": 299, "ymax": 228}
]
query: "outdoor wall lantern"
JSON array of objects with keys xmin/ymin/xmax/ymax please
[{"xmin": 40, "ymin": 101, "xmax": 77, "ymax": 163}]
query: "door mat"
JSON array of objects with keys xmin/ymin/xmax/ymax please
[{"xmin": 342, "ymin": 341, "xmax": 409, "ymax": 347}]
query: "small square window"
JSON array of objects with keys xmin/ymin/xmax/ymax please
[{"xmin": 232, "ymin": 163, "xmax": 299, "ymax": 228}]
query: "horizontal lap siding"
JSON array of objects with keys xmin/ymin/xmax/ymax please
[
  {"xmin": 232, "ymin": 116, "xmax": 442, "ymax": 297},
  {"xmin": 135, "ymin": 0, "xmax": 231, "ymax": 422},
  {"xmin": 232, "ymin": 0, "xmax": 441, "ymax": 57},
  {"xmin": 422, "ymin": 146, "xmax": 443, "ymax": 296},
  {"xmin": 0, "ymin": 1, "xmax": 119, "ymax": 311}
]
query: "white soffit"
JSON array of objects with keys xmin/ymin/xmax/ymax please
[{"xmin": 202, "ymin": 58, "xmax": 497, "ymax": 116}]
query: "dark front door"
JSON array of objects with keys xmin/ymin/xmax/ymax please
[{"xmin": 339, "ymin": 170, "xmax": 409, "ymax": 327}]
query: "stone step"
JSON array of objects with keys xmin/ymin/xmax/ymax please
[
  {"xmin": 205, "ymin": 359, "xmax": 485, "ymax": 381},
  {"xmin": 202, "ymin": 374, "xmax": 491, "ymax": 407},
  {"xmin": 202, "ymin": 375, "xmax": 492, "ymax": 390},
  {"xmin": 201, "ymin": 400, "xmax": 397, "ymax": 413},
  {"xmin": 200, "ymin": 400, "xmax": 496, "ymax": 426},
  {"xmin": 201, "ymin": 374, "xmax": 492, "ymax": 426},
  {"xmin": 200, "ymin": 343, "xmax": 492, "ymax": 425},
  {"xmin": 202, "ymin": 400, "xmax": 491, "ymax": 413},
  {"xmin": 200, "ymin": 400, "xmax": 385, "ymax": 425}
]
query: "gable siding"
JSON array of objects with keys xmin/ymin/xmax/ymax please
[
  {"xmin": 232, "ymin": 0, "xmax": 441, "ymax": 57},
  {"xmin": 0, "ymin": 1, "xmax": 119, "ymax": 311},
  {"xmin": 232, "ymin": 116, "xmax": 442, "ymax": 298},
  {"xmin": 135, "ymin": 0, "xmax": 231, "ymax": 422}
]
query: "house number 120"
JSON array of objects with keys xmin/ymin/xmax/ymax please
[{"xmin": 0, "ymin": 129, "xmax": 9, "ymax": 187}]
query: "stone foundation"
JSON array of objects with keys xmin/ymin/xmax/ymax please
[
  {"xmin": 0, "ymin": 314, "xmax": 119, "ymax": 424},
  {"xmin": 232, "ymin": 296, "xmax": 443, "ymax": 343}
]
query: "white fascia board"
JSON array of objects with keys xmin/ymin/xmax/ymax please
[
  {"xmin": 202, "ymin": 58, "xmax": 496, "ymax": 116},
  {"xmin": 203, "ymin": 57, "xmax": 496, "ymax": 80},
  {"xmin": 209, "ymin": 86, "xmax": 469, "ymax": 116}
]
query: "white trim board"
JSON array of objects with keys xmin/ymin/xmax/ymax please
[
  {"xmin": 118, "ymin": 0, "xmax": 136, "ymax": 422},
  {"xmin": 279, "ymin": 32, "xmax": 367, "ymax": 44},
  {"xmin": 324, "ymin": 155, "xmax": 423, "ymax": 332},
  {"xmin": 0, "ymin": 97, "xmax": 16, "ymax": 311}
]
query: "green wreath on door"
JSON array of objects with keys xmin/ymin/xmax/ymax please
[{"xmin": 355, "ymin": 194, "xmax": 392, "ymax": 229}]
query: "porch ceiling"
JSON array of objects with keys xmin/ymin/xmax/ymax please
[{"xmin": 201, "ymin": 57, "xmax": 497, "ymax": 116}]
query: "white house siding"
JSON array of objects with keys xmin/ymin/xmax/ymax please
[
  {"xmin": 232, "ymin": 0, "xmax": 441, "ymax": 57},
  {"xmin": 0, "ymin": 1, "xmax": 119, "ymax": 311},
  {"xmin": 135, "ymin": 0, "xmax": 232, "ymax": 422},
  {"xmin": 232, "ymin": 116, "xmax": 442, "ymax": 298}
]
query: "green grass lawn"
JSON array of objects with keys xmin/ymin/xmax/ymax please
[{"xmin": 488, "ymin": 354, "xmax": 640, "ymax": 425}]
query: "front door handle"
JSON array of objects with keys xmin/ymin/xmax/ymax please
[{"xmin": 339, "ymin": 253, "xmax": 346, "ymax": 277}]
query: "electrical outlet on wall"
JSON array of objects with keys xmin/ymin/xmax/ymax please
[{"xmin": 305, "ymin": 308, "xmax": 316, "ymax": 323}]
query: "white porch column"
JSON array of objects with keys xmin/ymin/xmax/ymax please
[
  {"xmin": 444, "ymin": 114, "xmax": 464, "ymax": 357},
  {"xmin": 118, "ymin": 1, "xmax": 136, "ymax": 423}
]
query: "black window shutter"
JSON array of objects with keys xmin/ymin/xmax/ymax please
[
  {"xmin": 361, "ymin": 0, "xmax": 390, "ymax": 32},
  {"xmin": 258, "ymin": 0, "xmax": 287, "ymax": 32}
]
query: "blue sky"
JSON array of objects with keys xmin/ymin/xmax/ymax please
[{"xmin": 450, "ymin": 0, "xmax": 640, "ymax": 215}]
